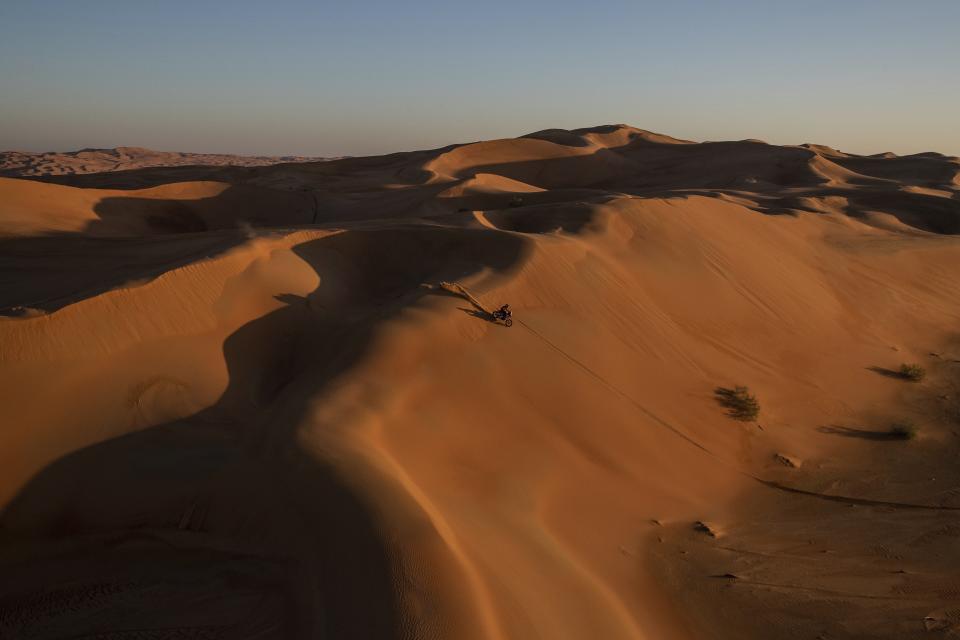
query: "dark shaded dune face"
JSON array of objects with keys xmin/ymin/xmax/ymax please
[
  {"xmin": 0, "ymin": 233, "xmax": 244, "ymax": 314},
  {"xmin": 0, "ymin": 411, "xmax": 401, "ymax": 640},
  {"xmin": 475, "ymin": 150, "xmax": 639, "ymax": 189},
  {"xmin": 849, "ymin": 191, "xmax": 960, "ymax": 234},
  {"xmin": 294, "ymin": 226, "xmax": 529, "ymax": 311},
  {"xmin": 436, "ymin": 145, "xmax": 639, "ymax": 190},
  {"xmin": 833, "ymin": 155, "xmax": 960, "ymax": 186},
  {"xmin": 89, "ymin": 184, "xmax": 314, "ymax": 235},
  {"xmin": 522, "ymin": 129, "xmax": 593, "ymax": 148},
  {"xmin": 143, "ymin": 201, "xmax": 209, "ymax": 233},
  {"xmin": 440, "ymin": 188, "xmax": 609, "ymax": 219},
  {"xmin": 481, "ymin": 202, "xmax": 601, "ymax": 235},
  {"xmin": 622, "ymin": 142, "xmax": 839, "ymax": 190},
  {"xmin": 281, "ymin": 148, "xmax": 450, "ymax": 187}
]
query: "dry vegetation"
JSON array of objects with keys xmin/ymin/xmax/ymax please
[
  {"xmin": 899, "ymin": 363, "xmax": 926, "ymax": 382},
  {"xmin": 714, "ymin": 386, "xmax": 760, "ymax": 421},
  {"xmin": 889, "ymin": 420, "xmax": 918, "ymax": 440}
]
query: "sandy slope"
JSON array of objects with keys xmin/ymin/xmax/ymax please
[
  {"xmin": 1, "ymin": 125, "xmax": 960, "ymax": 639},
  {"xmin": 0, "ymin": 177, "xmax": 317, "ymax": 236}
]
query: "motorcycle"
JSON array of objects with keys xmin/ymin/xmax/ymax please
[{"xmin": 491, "ymin": 308, "xmax": 513, "ymax": 327}]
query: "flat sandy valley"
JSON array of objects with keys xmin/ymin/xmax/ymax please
[{"xmin": 1, "ymin": 124, "xmax": 960, "ymax": 639}]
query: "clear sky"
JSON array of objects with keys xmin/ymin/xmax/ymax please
[{"xmin": 1, "ymin": 1, "xmax": 957, "ymax": 157}]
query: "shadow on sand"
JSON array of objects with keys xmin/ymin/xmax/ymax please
[
  {"xmin": 817, "ymin": 425, "xmax": 903, "ymax": 441},
  {"xmin": 458, "ymin": 306, "xmax": 494, "ymax": 322},
  {"xmin": 867, "ymin": 366, "xmax": 912, "ymax": 380},
  {"xmin": 0, "ymin": 225, "xmax": 528, "ymax": 639},
  {"xmin": 0, "ymin": 184, "xmax": 315, "ymax": 316}
]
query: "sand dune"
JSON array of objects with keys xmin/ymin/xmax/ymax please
[
  {"xmin": 0, "ymin": 146, "xmax": 336, "ymax": 178},
  {"xmin": 1, "ymin": 125, "xmax": 959, "ymax": 639},
  {"xmin": 0, "ymin": 178, "xmax": 318, "ymax": 236}
]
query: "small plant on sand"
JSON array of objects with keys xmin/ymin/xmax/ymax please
[
  {"xmin": 899, "ymin": 363, "xmax": 926, "ymax": 382},
  {"xmin": 714, "ymin": 386, "xmax": 760, "ymax": 421},
  {"xmin": 889, "ymin": 420, "xmax": 918, "ymax": 440}
]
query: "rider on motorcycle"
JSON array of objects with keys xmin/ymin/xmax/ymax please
[{"xmin": 494, "ymin": 304, "xmax": 511, "ymax": 320}]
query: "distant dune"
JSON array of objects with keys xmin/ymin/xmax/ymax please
[
  {"xmin": 1, "ymin": 125, "xmax": 959, "ymax": 640},
  {"xmin": 0, "ymin": 146, "xmax": 337, "ymax": 177}
]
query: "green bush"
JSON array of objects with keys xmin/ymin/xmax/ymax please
[
  {"xmin": 715, "ymin": 386, "xmax": 760, "ymax": 421},
  {"xmin": 889, "ymin": 420, "xmax": 918, "ymax": 440},
  {"xmin": 899, "ymin": 363, "xmax": 925, "ymax": 382}
]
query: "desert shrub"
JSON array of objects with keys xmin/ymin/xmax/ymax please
[
  {"xmin": 889, "ymin": 420, "xmax": 918, "ymax": 440},
  {"xmin": 715, "ymin": 386, "xmax": 760, "ymax": 421},
  {"xmin": 899, "ymin": 363, "xmax": 926, "ymax": 382}
]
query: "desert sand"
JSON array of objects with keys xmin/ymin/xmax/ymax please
[
  {"xmin": 0, "ymin": 146, "xmax": 334, "ymax": 178},
  {"xmin": 1, "ymin": 124, "xmax": 959, "ymax": 639}
]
